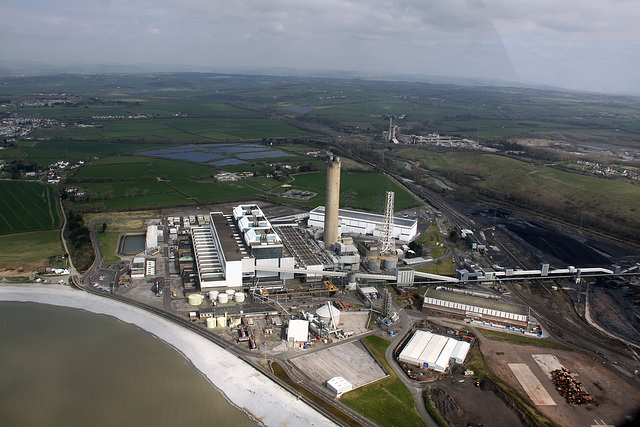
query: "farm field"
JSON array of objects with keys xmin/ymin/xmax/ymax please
[
  {"xmin": 0, "ymin": 181, "xmax": 62, "ymax": 234},
  {"xmin": 0, "ymin": 230, "xmax": 63, "ymax": 274}
]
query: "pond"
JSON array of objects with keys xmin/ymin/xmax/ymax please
[{"xmin": 119, "ymin": 234, "xmax": 146, "ymax": 255}]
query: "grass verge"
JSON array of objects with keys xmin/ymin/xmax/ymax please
[
  {"xmin": 423, "ymin": 388, "xmax": 449, "ymax": 427},
  {"xmin": 340, "ymin": 335, "xmax": 425, "ymax": 427},
  {"xmin": 477, "ymin": 328, "xmax": 574, "ymax": 351},
  {"xmin": 270, "ymin": 362, "xmax": 360, "ymax": 426},
  {"xmin": 96, "ymin": 232, "xmax": 122, "ymax": 263}
]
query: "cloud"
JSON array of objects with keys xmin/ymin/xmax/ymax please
[{"xmin": 0, "ymin": 0, "xmax": 637, "ymax": 93}]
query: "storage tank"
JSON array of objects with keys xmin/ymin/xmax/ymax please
[
  {"xmin": 226, "ymin": 289, "xmax": 236, "ymax": 301},
  {"xmin": 235, "ymin": 292, "xmax": 245, "ymax": 303},
  {"xmin": 316, "ymin": 303, "xmax": 341, "ymax": 329},
  {"xmin": 216, "ymin": 316, "xmax": 227, "ymax": 328},
  {"xmin": 206, "ymin": 317, "xmax": 216, "ymax": 328},
  {"xmin": 218, "ymin": 293, "xmax": 229, "ymax": 304},
  {"xmin": 368, "ymin": 257, "xmax": 380, "ymax": 272},
  {"xmin": 188, "ymin": 293, "xmax": 203, "ymax": 306},
  {"xmin": 383, "ymin": 255, "xmax": 398, "ymax": 270},
  {"xmin": 209, "ymin": 290, "xmax": 219, "ymax": 301}
]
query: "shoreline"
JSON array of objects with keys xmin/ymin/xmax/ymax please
[{"xmin": 0, "ymin": 283, "xmax": 336, "ymax": 427}]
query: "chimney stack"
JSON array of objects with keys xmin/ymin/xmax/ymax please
[{"xmin": 324, "ymin": 155, "xmax": 341, "ymax": 246}]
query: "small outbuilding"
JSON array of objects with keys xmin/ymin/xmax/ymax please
[{"xmin": 326, "ymin": 376, "xmax": 353, "ymax": 398}]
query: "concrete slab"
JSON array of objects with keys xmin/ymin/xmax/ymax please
[
  {"xmin": 532, "ymin": 354, "xmax": 564, "ymax": 379},
  {"xmin": 508, "ymin": 363, "xmax": 556, "ymax": 406},
  {"xmin": 338, "ymin": 311, "xmax": 369, "ymax": 335},
  {"xmin": 291, "ymin": 341, "xmax": 387, "ymax": 389}
]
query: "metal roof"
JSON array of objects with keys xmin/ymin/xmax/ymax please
[{"xmin": 310, "ymin": 206, "xmax": 417, "ymax": 228}]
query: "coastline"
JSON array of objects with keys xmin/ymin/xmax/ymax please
[{"xmin": 0, "ymin": 283, "xmax": 336, "ymax": 427}]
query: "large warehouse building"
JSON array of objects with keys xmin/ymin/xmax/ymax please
[
  {"xmin": 308, "ymin": 206, "xmax": 418, "ymax": 242},
  {"xmin": 422, "ymin": 288, "xmax": 529, "ymax": 329},
  {"xmin": 398, "ymin": 330, "xmax": 471, "ymax": 372},
  {"xmin": 191, "ymin": 205, "xmax": 297, "ymax": 291}
]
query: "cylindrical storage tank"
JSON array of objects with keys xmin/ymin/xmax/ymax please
[
  {"xmin": 316, "ymin": 303, "xmax": 341, "ymax": 329},
  {"xmin": 383, "ymin": 255, "xmax": 398, "ymax": 270},
  {"xmin": 209, "ymin": 291, "xmax": 219, "ymax": 301},
  {"xmin": 188, "ymin": 293, "xmax": 203, "ymax": 306},
  {"xmin": 347, "ymin": 274, "xmax": 357, "ymax": 291},
  {"xmin": 368, "ymin": 257, "xmax": 380, "ymax": 272},
  {"xmin": 234, "ymin": 292, "xmax": 245, "ymax": 303},
  {"xmin": 226, "ymin": 289, "xmax": 235, "ymax": 301},
  {"xmin": 206, "ymin": 317, "xmax": 216, "ymax": 328},
  {"xmin": 216, "ymin": 316, "xmax": 227, "ymax": 328},
  {"xmin": 218, "ymin": 293, "xmax": 229, "ymax": 304}
]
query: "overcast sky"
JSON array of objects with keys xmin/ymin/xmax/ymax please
[{"xmin": 1, "ymin": 0, "xmax": 638, "ymax": 94}]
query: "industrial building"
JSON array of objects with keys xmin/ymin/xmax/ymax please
[
  {"xmin": 422, "ymin": 288, "xmax": 529, "ymax": 329},
  {"xmin": 308, "ymin": 206, "xmax": 418, "ymax": 242},
  {"xmin": 191, "ymin": 206, "xmax": 298, "ymax": 292},
  {"xmin": 398, "ymin": 330, "xmax": 471, "ymax": 372}
]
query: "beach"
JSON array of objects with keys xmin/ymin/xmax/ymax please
[{"xmin": 0, "ymin": 283, "xmax": 336, "ymax": 427}]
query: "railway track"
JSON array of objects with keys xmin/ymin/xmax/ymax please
[{"xmin": 506, "ymin": 279, "xmax": 639, "ymax": 375}]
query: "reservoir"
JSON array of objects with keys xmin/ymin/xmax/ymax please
[
  {"xmin": 118, "ymin": 234, "xmax": 146, "ymax": 255},
  {"xmin": 0, "ymin": 301, "xmax": 256, "ymax": 427}
]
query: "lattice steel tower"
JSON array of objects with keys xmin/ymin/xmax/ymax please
[{"xmin": 380, "ymin": 191, "xmax": 395, "ymax": 255}]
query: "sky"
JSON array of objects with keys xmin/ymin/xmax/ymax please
[{"xmin": 1, "ymin": 0, "xmax": 639, "ymax": 94}]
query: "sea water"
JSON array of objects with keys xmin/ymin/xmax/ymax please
[{"xmin": 0, "ymin": 302, "xmax": 256, "ymax": 426}]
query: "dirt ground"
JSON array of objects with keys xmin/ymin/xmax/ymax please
[
  {"xmin": 433, "ymin": 365, "xmax": 527, "ymax": 427},
  {"xmin": 480, "ymin": 338, "xmax": 640, "ymax": 427}
]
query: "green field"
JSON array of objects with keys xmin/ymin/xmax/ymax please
[
  {"xmin": 397, "ymin": 148, "xmax": 640, "ymax": 243},
  {"xmin": 97, "ymin": 232, "xmax": 122, "ymax": 263},
  {"xmin": 0, "ymin": 181, "xmax": 62, "ymax": 234},
  {"xmin": 341, "ymin": 335, "xmax": 425, "ymax": 427},
  {"xmin": 279, "ymin": 171, "xmax": 420, "ymax": 211},
  {"xmin": 0, "ymin": 230, "xmax": 63, "ymax": 271}
]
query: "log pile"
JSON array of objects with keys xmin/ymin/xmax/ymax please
[{"xmin": 550, "ymin": 368, "xmax": 598, "ymax": 406}]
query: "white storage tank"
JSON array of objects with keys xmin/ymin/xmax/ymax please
[
  {"xmin": 234, "ymin": 292, "xmax": 245, "ymax": 303},
  {"xmin": 188, "ymin": 293, "xmax": 203, "ymax": 306},
  {"xmin": 209, "ymin": 291, "xmax": 219, "ymax": 301},
  {"xmin": 316, "ymin": 303, "xmax": 341, "ymax": 329},
  {"xmin": 218, "ymin": 293, "xmax": 229, "ymax": 304},
  {"xmin": 206, "ymin": 317, "xmax": 216, "ymax": 328},
  {"xmin": 216, "ymin": 316, "xmax": 227, "ymax": 328},
  {"xmin": 226, "ymin": 289, "xmax": 235, "ymax": 301}
]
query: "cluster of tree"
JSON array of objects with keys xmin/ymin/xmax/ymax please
[
  {"xmin": 65, "ymin": 210, "xmax": 94, "ymax": 271},
  {"xmin": 2, "ymin": 160, "xmax": 42, "ymax": 179},
  {"xmin": 406, "ymin": 241, "xmax": 423, "ymax": 258}
]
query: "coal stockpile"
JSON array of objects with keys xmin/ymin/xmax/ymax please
[
  {"xmin": 505, "ymin": 221, "xmax": 610, "ymax": 266},
  {"xmin": 550, "ymin": 368, "xmax": 598, "ymax": 406}
]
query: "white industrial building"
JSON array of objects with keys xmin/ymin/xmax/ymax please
[
  {"xmin": 190, "ymin": 206, "xmax": 300, "ymax": 292},
  {"xmin": 398, "ymin": 330, "xmax": 471, "ymax": 372},
  {"xmin": 422, "ymin": 288, "xmax": 529, "ymax": 329},
  {"xmin": 326, "ymin": 376, "xmax": 353, "ymax": 398},
  {"xmin": 146, "ymin": 225, "xmax": 158, "ymax": 249},
  {"xmin": 308, "ymin": 206, "xmax": 418, "ymax": 242},
  {"xmin": 287, "ymin": 319, "xmax": 309, "ymax": 344}
]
